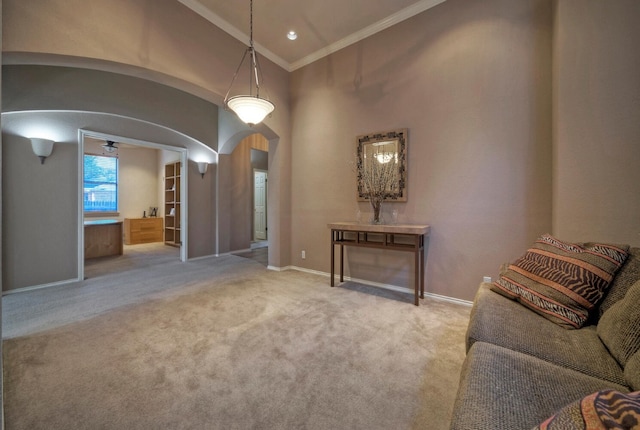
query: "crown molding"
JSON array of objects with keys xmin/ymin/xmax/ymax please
[
  {"xmin": 177, "ymin": 0, "xmax": 290, "ymax": 71},
  {"xmin": 290, "ymin": 0, "xmax": 446, "ymax": 70},
  {"xmin": 179, "ymin": 0, "xmax": 447, "ymax": 72}
]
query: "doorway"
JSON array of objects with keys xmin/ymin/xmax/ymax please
[
  {"xmin": 254, "ymin": 169, "xmax": 268, "ymax": 242},
  {"xmin": 78, "ymin": 130, "xmax": 187, "ymax": 281}
]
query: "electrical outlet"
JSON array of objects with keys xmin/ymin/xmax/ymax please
[
  {"xmin": 483, "ymin": 276, "xmax": 492, "ymax": 283},
  {"xmin": 301, "ymin": 250, "xmax": 306, "ymax": 259}
]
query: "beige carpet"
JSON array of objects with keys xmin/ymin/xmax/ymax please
[{"xmin": 3, "ymin": 255, "xmax": 470, "ymax": 430}]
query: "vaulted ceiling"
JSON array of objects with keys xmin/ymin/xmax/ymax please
[{"xmin": 178, "ymin": 0, "xmax": 447, "ymax": 71}]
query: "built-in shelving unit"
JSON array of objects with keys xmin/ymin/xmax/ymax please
[{"xmin": 164, "ymin": 161, "xmax": 181, "ymax": 247}]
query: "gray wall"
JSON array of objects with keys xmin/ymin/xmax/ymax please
[
  {"xmin": 188, "ymin": 158, "xmax": 216, "ymax": 258},
  {"xmin": 2, "ymin": 135, "xmax": 78, "ymax": 289},
  {"xmin": 3, "ymin": 65, "xmax": 218, "ymax": 152}
]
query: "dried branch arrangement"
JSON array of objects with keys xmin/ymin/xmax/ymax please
[{"xmin": 357, "ymin": 150, "xmax": 399, "ymax": 223}]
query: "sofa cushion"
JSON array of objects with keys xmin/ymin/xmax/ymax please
[
  {"xmin": 598, "ymin": 247, "xmax": 640, "ymax": 319},
  {"xmin": 466, "ymin": 283, "xmax": 626, "ymax": 385},
  {"xmin": 450, "ymin": 342, "xmax": 630, "ymax": 430},
  {"xmin": 533, "ymin": 389, "xmax": 640, "ymax": 430},
  {"xmin": 597, "ymin": 279, "xmax": 640, "ymax": 367},
  {"xmin": 626, "ymin": 350, "xmax": 640, "ymax": 391},
  {"xmin": 491, "ymin": 234, "xmax": 629, "ymax": 329}
]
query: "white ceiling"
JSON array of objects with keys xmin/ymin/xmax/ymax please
[{"xmin": 178, "ymin": 0, "xmax": 447, "ymax": 71}]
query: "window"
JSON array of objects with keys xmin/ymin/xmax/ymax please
[{"xmin": 84, "ymin": 154, "xmax": 118, "ymax": 213}]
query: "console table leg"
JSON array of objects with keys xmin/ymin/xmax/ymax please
[
  {"xmin": 420, "ymin": 248, "xmax": 425, "ymax": 299},
  {"xmin": 330, "ymin": 242, "xmax": 335, "ymax": 287},
  {"xmin": 414, "ymin": 248, "xmax": 420, "ymax": 306},
  {"xmin": 340, "ymin": 244, "xmax": 344, "ymax": 283}
]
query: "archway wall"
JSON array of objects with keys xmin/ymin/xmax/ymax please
[
  {"xmin": 3, "ymin": 64, "xmax": 219, "ymax": 153},
  {"xmin": 3, "ymin": 0, "xmax": 293, "ymax": 268},
  {"xmin": 2, "ymin": 110, "xmax": 210, "ymax": 291}
]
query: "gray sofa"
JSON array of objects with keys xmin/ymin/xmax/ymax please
[{"xmin": 450, "ymin": 247, "xmax": 640, "ymax": 429}]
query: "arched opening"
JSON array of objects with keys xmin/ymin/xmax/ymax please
[{"xmin": 227, "ymin": 133, "xmax": 270, "ymax": 266}]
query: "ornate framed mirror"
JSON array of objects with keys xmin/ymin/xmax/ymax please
[{"xmin": 356, "ymin": 129, "xmax": 408, "ymax": 202}]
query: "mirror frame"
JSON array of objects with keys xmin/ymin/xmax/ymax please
[{"xmin": 356, "ymin": 128, "xmax": 408, "ymax": 202}]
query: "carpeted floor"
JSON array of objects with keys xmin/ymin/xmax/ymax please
[{"xmin": 3, "ymin": 249, "xmax": 470, "ymax": 430}]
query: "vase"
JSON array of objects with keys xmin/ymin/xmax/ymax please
[{"xmin": 370, "ymin": 198, "xmax": 383, "ymax": 224}]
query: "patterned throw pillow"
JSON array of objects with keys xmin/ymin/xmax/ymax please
[
  {"xmin": 491, "ymin": 234, "xmax": 629, "ymax": 329},
  {"xmin": 533, "ymin": 389, "xmax": 640, "ymax": 430}
]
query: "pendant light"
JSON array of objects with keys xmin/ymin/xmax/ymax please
[{"xmin": 224, "ymin": 0, "xmax": 275, "ymax": 126}]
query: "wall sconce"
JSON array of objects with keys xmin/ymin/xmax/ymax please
[
  {"xmin": 30, "ymin": 138, "xmax": 55, "ymax": 164},
  {"xmin": 197, "ymin": 162, "xmax": 209, "ymax": 178}
]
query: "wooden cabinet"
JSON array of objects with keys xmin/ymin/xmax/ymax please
[
  {"xmin": 124, "ymin": 217, "xmax": 163, "ymax": 245},
  {"xmin": 164, "ymin": 161, "xmax": 181, "ymax": 247}
]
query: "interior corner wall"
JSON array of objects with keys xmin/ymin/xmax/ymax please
[
  {"xmin": 290, "ymin": 0, "xmax": 553, "ymax": 301},
  {"xmin": 552, "ymin": 0, "xmax": 640, "ymax": 247}
]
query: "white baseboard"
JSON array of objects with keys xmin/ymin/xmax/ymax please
[
  {"xmin": 2, "ymin": 278, "xmax": 80, "ymax": 296},
  {"xmin": 283, "ymin": 266, "xmax": 473, "ymax": 306},
  {"xmin": 3, "ymin": 261, "xmax": 472, "ymax": 307}
]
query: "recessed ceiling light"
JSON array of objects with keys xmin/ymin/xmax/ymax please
[{"xmin": 287, "ymin": 31, "xmax": 298, "ymax": 41}]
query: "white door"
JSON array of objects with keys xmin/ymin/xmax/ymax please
[{"xmin": 254, "ymin": 170, "xmax": 267, "ymax": 240}]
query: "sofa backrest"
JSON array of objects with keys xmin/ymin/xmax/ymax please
[
  {"xmin": 597, "ymin": 279, "xmax": 640, "ymax": 368},
  {"xmin": 625, "ymin": 349, "xmax": 640, "ymax": 391},
  {"xmin": 598, "ymin": 247, "xmax": 640, "ymax": 320}
]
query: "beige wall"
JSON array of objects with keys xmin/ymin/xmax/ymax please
[
  {"xmin": 552, "ymin": 0, "xmax": 640, "ymax": 245},
  {"xmin": 118, "ymin": 147, "xmax": 160, "ymax": 219},
  {"xmin": 291, "ymin": 0, "xmax": 553, "ymax": 301}
]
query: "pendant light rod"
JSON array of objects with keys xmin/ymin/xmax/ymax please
[{"xmin": 223, "ymin": 0, "xmax": 275, "ymax": 126}]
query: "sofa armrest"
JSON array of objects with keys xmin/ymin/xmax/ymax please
[{"xmin": 450, "ymin": 342, "xmax": 629, "ymax": 430}]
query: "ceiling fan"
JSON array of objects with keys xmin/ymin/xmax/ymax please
[{"xmin": 102, "ymin": 140, "xmax": 119, "ymax": 155}]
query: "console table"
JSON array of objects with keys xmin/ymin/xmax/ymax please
[{"xmin": 328, "ymin": 222, "xmax": 430, "ymax": 306}]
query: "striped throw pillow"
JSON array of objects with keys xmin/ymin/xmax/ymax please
[
  {"xmin": 491, "ymin": 234, "xmax": 629, "ymax": 329},
  {"xmin": 534, "ymin": 389, "xmax": 640, "ymax": 430}
]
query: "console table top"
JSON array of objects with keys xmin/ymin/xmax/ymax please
[{"xmin": 328, "ymin": 222, "xmax": 430, "ymax": 235}]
